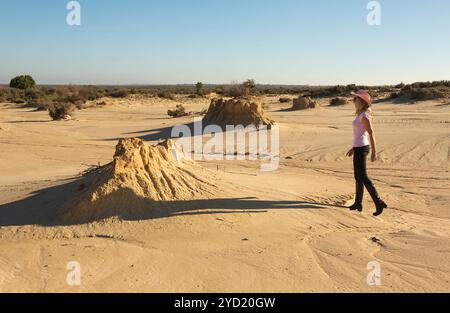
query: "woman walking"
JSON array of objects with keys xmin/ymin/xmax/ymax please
[{"xmin": 346, "ymin": 90, "xmax": 387, "ymax": 216}]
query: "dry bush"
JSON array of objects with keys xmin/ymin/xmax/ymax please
[
  {"xmin": 389, "ymin": 92, "xmax": 399, "ymax": 99},
  {"xmin": 47, "ymin": 102, "xmax": 75, "ymax": 120},
  {"xmin": 158, "ymin": 91, "xmax": 176, "ymax": 100},
  {"xmin": 222, "ymin": 80, "xmax": 258, "ymax": 98},
  {"xmin": 330, "ymin": 97, "xmax": 348, "ymax": 106},
  {"xmin": 398, "ymin": 87, "xmax": 448, "ymax": 101},
  {"xmin": 279, "ymin": 97, "xmax": 291, "ymax": 103},
  {"xmin": 223, "ymin": 84, "xmax": 248, "ymax": 98},
  {"xmin": 167, "ymin": 104, "xmax": 190, "ymax": 118},
  {"xmin": 0, "ymin": 87, "xmax": 25, "ymax": 103},
  {"xmin": 107, "ymin": 89, "xmax": 129, "ymax": 98},
  {"xmin": 0, "ymin": 87, "xmax": 10, "ymax": 102}
]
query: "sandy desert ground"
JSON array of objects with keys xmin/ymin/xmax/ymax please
[{"xmin": 0, "ymin": 95, "xmax": 449, "ymax": 292}]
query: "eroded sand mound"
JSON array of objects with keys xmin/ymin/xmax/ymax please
[
  {"xmin": 203, "ymin": 98, "xmax": 274, "ymax": 128},
  {"xmin": 292, "ymin": 96, "xmax": 316, "ymax": 110},
  {"xmin": 61, "ymin": 138, "xmax": 217, "ymax": 224}
]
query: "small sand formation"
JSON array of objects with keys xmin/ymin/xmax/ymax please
[
  {"xmin": 292, "ymin": 96, "xmax": 316, "ymax": 110},
  {"xmin": 203, "ymin": 98, "xmax": 275, "ymax": 128},
  {"xmin": 61, "ymin": 138, "xmax": 216, "ymax": 224}
]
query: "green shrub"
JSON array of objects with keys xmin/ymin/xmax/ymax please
[
  {"xmin": 195, "ymin": 82, "xmax": 204, "ymax": 95},
  {"xmin": 9, "ymin": 75, "xmax": 36, "ymax": 90}
]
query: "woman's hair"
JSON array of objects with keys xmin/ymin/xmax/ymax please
[{"xmin": 354, "ymin": 97, "xmax": 372, "ymax": 116}]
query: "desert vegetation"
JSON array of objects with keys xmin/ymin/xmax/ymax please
[
  {"xmin": 279, "ymin": 97, "xmax": 291, "ymax": 103},
  {"xmin": 167, "ymin": 104, "xmax": 190, "ymax": 118},
  {"xmin": 195, "ymin": 82, "xmax": 204, "ymax": 96},
  {"xmin": 329, "ymin": 97, "xmax": 348, "ymax": 106},
  {"xmin": 47, "ymin": 102, "xmax": 75, "ymax": 120},
  {"xmin": 157, "ymin": 91, "xmax": 176, "ymax": 100},
  {"xmin": 219, "ymin": 80, "xmax": 259, "ymax": 98},
  {"xmin": 396, "ymin": 82, "xmax": 450, "ymax": 102},
  {"xmin": 2, "ymin": 77, "xmax": 449, "ymax": 120},
  {"xmin": 1, "ymin": 78, "xmax": 132, "ymax": 120},
  {"xmin": 9, "ymin": 75, "xmax": 36, "ymax": 90}
]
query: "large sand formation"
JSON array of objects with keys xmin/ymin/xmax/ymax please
[
  {"xmin": 292, "ymin": 96, "xmax": 317, "ymax": 110},
  {"xmin": 61, "ymin": 138, "xmax": 216, "ymax": 224},
  {"xmin": 203, "ymin": 98, "xmax": 274, "ymax": 128}
]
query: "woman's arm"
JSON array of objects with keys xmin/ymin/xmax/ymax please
[{"xmin": 362, "ymin": 116, "xmax": 377, "ymax": 162}]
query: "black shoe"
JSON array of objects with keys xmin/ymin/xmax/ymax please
[
  {"xmin": 373, "ymin": 201, "xmax": 388, "ymax": 216},
  {"xmin": 348, "ymin": 203, "xmax": 363, "ymax": 212}
]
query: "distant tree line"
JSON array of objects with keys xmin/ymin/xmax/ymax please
[{"xmin": 2, "ymin": 75, "xmax": 449, "ymax": 119}]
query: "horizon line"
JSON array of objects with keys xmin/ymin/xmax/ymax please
[{"xmin": 2, "ymin": 81, "xmax": 444, "ymax": 88}]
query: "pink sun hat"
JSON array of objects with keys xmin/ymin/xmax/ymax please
[{"xmin": 351, "ymin": 90, "xmax": 372, "ymax": 106}]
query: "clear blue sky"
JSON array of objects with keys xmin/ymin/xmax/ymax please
[{"xmin": 0, "ymin": 0, "xmax": 449, "ymax": 85}]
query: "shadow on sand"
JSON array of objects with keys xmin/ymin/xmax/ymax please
[
  {"xmin": 276, "ymin": 107, "xmax": 298, "ymax": 112},
  {"xmin": 104, "ymin": 122, "xmax": 197, "ymax": 142},
  {"xmin": 0, "ymin": 176, "xmax": 345, "ymax": 227}
]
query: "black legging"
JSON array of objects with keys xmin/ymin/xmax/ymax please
[{"xmin": 353, "ymin": 145, "xmax": 381, "ymax": 206}]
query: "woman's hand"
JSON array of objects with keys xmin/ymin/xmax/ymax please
[
  {"xmin": 346, "ymin": 148, "xmax": 354, "ymax": 157},
  {"xmin": 371, "ymin": 151, "xmax": 377, "ymax": 162}
]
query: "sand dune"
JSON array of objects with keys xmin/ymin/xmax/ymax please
[{"xmin": 0, "ymin": 97, "xmax": 449, "ymax": 292}]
